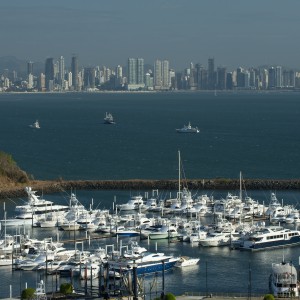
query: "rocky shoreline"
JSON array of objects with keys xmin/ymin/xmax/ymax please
[{"xmin": 0, "ymin": 178, "xmax": 300, "ymax": 200}]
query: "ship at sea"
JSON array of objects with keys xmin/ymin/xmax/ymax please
[{"xmin": 104, "ymin": 112, "xmax": 115, "ymax": 124}]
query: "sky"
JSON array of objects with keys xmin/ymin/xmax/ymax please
[{"xmin": 1, "ymin": 0, "xmax": 300, "ymax": 71}]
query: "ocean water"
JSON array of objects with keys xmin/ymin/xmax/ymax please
[
  {"xmin": 0, "ymin": 91, "xmax": 300, "ymax": 298},
  {"xmin": 0, "ymin": 91, "xmax": 299, "ymax": 180}
]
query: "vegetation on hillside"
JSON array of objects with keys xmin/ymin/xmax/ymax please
[{"xmin": 0, "ymin": 151, "xmax": 29, "ymax": 185}]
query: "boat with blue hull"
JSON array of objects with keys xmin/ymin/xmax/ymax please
[
  {"xmin": 239, "ymin": 226, "xmax": 300, "ymax": 251},
  {"xmin": 109, "ymin": 252, "xmax": 179, "ymax": 275}
]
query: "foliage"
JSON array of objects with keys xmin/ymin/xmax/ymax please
[
  {"xmin": 0, "ymin": 151, "xmax": 29, "ymax": 183},
  {"xmin": 263, "ymin": 294, "xmax": 275, "ymax": 300},
  {"xmin": 60, "ymin": 282, "xmax": 73, "ymax": 295},
  {"xmin": 154, "ymin": 292, "xmax": 176, "ymax": 300},
  {"xmin": 163, "ymin": 293, "xmax": 176, "ymax": 300},
  {"xmin": 21, "ymin": 288, "xmax": 35, "ymax": 299}
]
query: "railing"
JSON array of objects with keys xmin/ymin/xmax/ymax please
[{"xmin": 183, "ymin": 291, "xmax": 265, "ymax": 298}]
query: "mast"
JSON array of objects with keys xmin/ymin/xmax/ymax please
[
  {"xmin": 239, "ymin": 171, "xmax": 242, "ymax": 202},
  {"xmin": 178, "ymin": 150, "xmax": 181, "ymax": 200}
]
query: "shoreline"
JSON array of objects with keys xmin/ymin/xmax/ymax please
[{"xmin": 0, "ymin": 178, "xmax": 300, "ymax": 200}]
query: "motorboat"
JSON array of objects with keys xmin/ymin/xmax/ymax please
[
  {"xmin": 104, "ymin": 112, "xmax": 115, "ymax": 124},
  {"xmin": 148, "ymin": 224, "xmax": 179, "ymax": 240},
  {"xmin": 269, "ymin": 261, "xmax": 299, "ymax": 297},
  {"xmin": 175, "ymin": 256, "xmax": 200, "ymax": 268},
  {"xmin": 109, "ymin": 252, "xmax": 180, "ymax": 275},
  {"xmin": 29, "ymin": 120, "xmax": 40, "ymax": 129},
  {"xmin": 199, "ymin": 231, "xmax": 234, "ymax": 247},
  {"xmin": 1, "ymin": 187, "xmax": 69, "ymax": 227},
  {"xmin": 239, "ymin": 226, "xmax": 300, "ymax": 251},
  {"xmin": 117, "ymin": 195, "xmax": 144, "ymax": 211},
  {"xmin": 176, "ymin": 122, "xmax": 199, "ymax": 133}
]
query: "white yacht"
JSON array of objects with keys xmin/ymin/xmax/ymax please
[
  {"xmin": 239, "ymin": 226, "xmax": 300, "ymax": 251},
  {"xmin": 29, "ymin": 120, "xmax": 40, "ymax": 129},
  {"xmin": 117, "ymin": 195, "xmax": 144, "ymax": 211},
  {"xmin": 176, "ymin": 122, "xmax": 199, "ymax": 133},
  {"xmin": 1, "ymin": 187, "xmax": 69, "ymax": 226},
  {"xmin": 269, "ymin": 261, "xmax": 299, "ymax": 297},
  {"xmin": 104, "ymin": 112, "xmax": 115, "ymax": 124}
]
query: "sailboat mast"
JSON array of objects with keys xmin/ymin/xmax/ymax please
[
  {"xmin": 239, "ymin": 171, "xmax": 242, "ymax": 202},
  {"xmin": 178, "ymin": 150, "xmax": 181, "ymax": 200}
]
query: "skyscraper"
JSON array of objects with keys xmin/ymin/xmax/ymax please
[
  {"xmin": 275, "ymin": 66, "xmax": 282, "ymax": 88},
  {"xmin": 208, "ymin": 57, "xmax": 215, "ymax": 89},
  {"xmin": 27, "ymin": 61, "xmax": 33, "ymax": 76},
  {"xmin": 45, "ymin": 57, "xmax": 54, "ymax": 91},
  {"xmin": 128, "ymin": 58, "xmax": 137, "ymax": 85},
  {"xmin": 154, "ymin": 59, "xmax": 170, "ymax": 90},
  {"xmin": 127, "ymin": 58, "xmax": 145, "ymax": 90},
  {"xmin": 83, "ymin": 67, "xmax": 95, "ymax": 89},
  {"xmin": 71, "ymin": 55, "xmax": 79, "ymax": 90},
  {"xmin": 58, "ymin": 56, "xmax": 65, "ymax": 87}
]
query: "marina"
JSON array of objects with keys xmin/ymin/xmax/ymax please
[
  {"xmin": 1, "ymin": 187, "xmax": 300, "ymax": 298},
  {"xmin": 0, "ymin": 91, "xmax": 300, "ymax": 298}
]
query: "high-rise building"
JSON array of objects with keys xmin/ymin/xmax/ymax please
[
  {"xmin": 58, "ymin": 56, "xmax": 65, "ymax": 87},
  {"xmin": 27, "ymin": 61, "xmax": 33, "ymax": 76},
  {"xmin": 268, "ymin": 67, "xmax": 276, "ymax": 89},
  {"xmin": 217, "ymin": 67, "xmax": 226, "ymax": 90},
  {"xmin": 154, "ymin": 59, "xmax": 170, "ymax": 90},
  {"xmin": 137, "ymin": 58, "xmax": 144, "ymax": 85},
  {"xmin": 127, "ymin": 58, "xmax": 145, "ymax": 90},
  {"xmin": 71, "ymin": 56, "xmax": 79, "ymax": 90},
  {"xmin": 208, "ymin": 57, "xmax": 215, "ymax": 89},
  {"xmin": 45, "ymin": 57, "xmax": 54, "ymax": 91},
  {"xmin": 83, "ymin": 67, "xmax": 95, "ymax": 89},
  {"xmin": 275, "ymin": 66, "xmax": 282, "ymax": 88}
]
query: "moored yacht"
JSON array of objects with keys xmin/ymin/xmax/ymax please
[
  {"xmin": 239, "ymin": 226, "xmax": 300, "ymax": 251},
  {"xmin": 269, "ymin": 261, "xmax": 299, "ymax": 297},
  {"xmin": 1, "ymin": 187, "xmax": 69, "ymax": 227}
]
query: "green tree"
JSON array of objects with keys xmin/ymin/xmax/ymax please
[
  {"xmin": 263, "ymin": 294, "xmax": 275, "ymax": 300},
  {"xmin": 60, "ymin": 282, "xmax": 73, "ymax": 295},
  {"xmin": 21, "ymin": 288, "xmax": 35, "ymax": 300},
  {"xmin": 163, "ymin": 293, "xmax": 176, "ymax": 300}
]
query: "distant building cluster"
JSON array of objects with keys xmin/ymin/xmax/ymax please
[{"xmin": 1, "ymin": 56, "xmax": 300, "ymax": 92}]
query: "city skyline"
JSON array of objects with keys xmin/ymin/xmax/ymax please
[{"xmin": 1, "ymin": 0, "xmax": 300, "ymax": 70}]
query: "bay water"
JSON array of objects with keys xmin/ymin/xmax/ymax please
[{"xmin": 0, "ymin": 91, "xmax": 300, "ymax": 298}]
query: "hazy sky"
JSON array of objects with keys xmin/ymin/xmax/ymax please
[{"xmin": 1, "ymin": 0, "xmax": 299, "ymax": 71}]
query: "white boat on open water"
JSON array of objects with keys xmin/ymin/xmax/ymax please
[
  {"xmin": 176, "ymin": 122, "xmax": 199, "ymax": 133},
  {"xmin": 29, "ymin": 120, "xmax": 40, "ymax": 129},
  {"xmin": 104, "ymin": 112, "xmax": 115, "ymax": 124}
]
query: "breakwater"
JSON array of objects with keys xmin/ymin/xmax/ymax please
[{"xmin": 1, "ymin": 178, "xmax": 300, "ymax": 200}]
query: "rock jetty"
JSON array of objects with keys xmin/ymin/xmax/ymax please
[{"xmin": 0, "ymin": 178, "xmax": 300, "ymax": 200}]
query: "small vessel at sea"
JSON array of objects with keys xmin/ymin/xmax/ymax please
[
  {"xmin": 176, "ymin": 122, "xmax": 199, "ymax": 133},
  {"xmin": 104, "ymin": 112, "xmax": 115, "ymax": 124},
  {"xmin": 269, "ymin": 260, "xmax": 299, "ymax": 297},
  {"xmin": 29, "ymin": 120, "xmax": 40, "ymax": 129}
]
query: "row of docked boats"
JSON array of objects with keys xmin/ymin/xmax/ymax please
[
  {"xmin": 2, "ymin": 186, "xmax": 300, "ymax": 252},
  {"xmin": 0, "ymin": 234, "xmax": 199, "ymax": 278}
]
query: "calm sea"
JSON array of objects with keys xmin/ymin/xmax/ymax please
[
  {"xmin": 0, "ymin": 91, "xmax": 300, "ymax": 298},
  {"xmin": 0, "ymin": 91, "xmax": 300, "ymax": 180}
]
